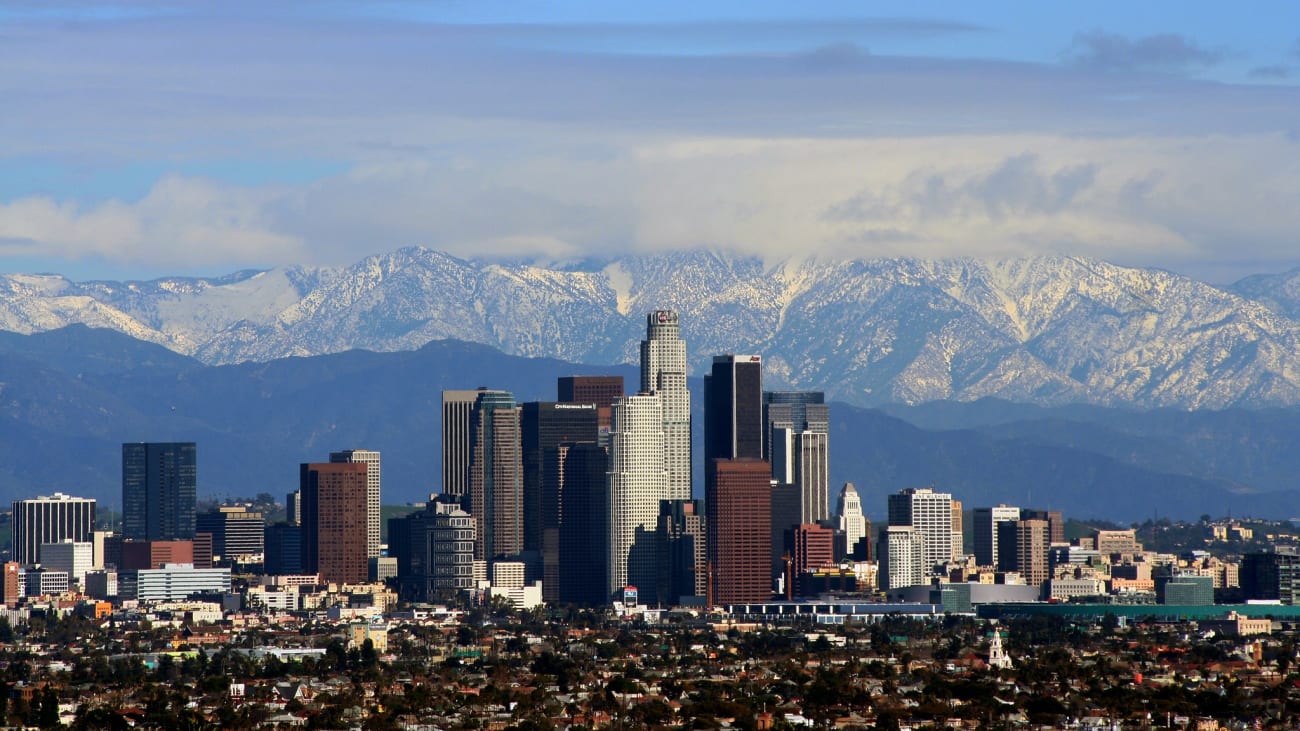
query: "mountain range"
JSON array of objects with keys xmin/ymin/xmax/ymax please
[{"xmin": 7, "ymin": 247, "xmax": 1300, "ymax": 409}]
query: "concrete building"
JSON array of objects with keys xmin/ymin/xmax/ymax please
[
  {"xmin": 24, "ymin": 568, "xmax": 69, "ymax": 597},
  {"xmin": 706, "ymin": 458, "xmax": 773, "ymax": 604},
  {"xmin": 607, "ymin": 393, "xmax": 667, "ymax": 599},
  {"xmin": 887, "ymin": 487, "xmax": 954, "ymax": 580},
  {"xmin": 557, "ymin": 375, "xmax": 624, "ymax": 438},
  {"xmin": 657, "ymin": 499, "xmax": 707, "ymax": 605},
  {"xmin": 10, "ymin": 492, "xmax": 96, "ymax": 566},
  {"xmin": 441, "ymin": 389, "xmax": 481, "ymax": 499},
  {"xmin": 196, "ymin": 506, "xmax": 265, "ymax": 562},
  {"xmin": 640, "ymin": 311, "xmax": 691, "ymax": 502},
  {"xmin": 122, "ymin": 442, "xmax": 196, "ymax": 541},
  {"xmin": 879, "ymin": 525, "xmax": 925, "ymax": 591},
  {"xmin": 973, "ymin": 505, "xmax": 1021, "ymax": 567},
  {"xmin": 836, "ymin": 482, "xmax": 869, "ymax": 560},
  {"xmin": 39, "ymin": 540, "xmax": 93, "ymax": 585},
  {"xmin": 330, "ymin": 450, "xmax": 382, "ymax": 559},
  {"xmin": 264, "ymin": 522, "xmax": 301, "ymax": 576},
  {"xmin": 131, "ymin": 564, "xmax": 232, "ymax": 602},
  {"xmin": 763, "ymin": 391, "xmax": 830, "ymax": 525},
  {"xmin": 120, "ymin": 539, "xmax": 195, "ymax": 570},
  {"xmin": 468, "ymin": 389, "xmax": 524, "ymax": 561},
  {"xmin": 300, "ymin": 462, "xmax": 368, "ymax": 584}
]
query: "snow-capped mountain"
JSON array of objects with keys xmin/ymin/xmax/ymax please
[{"xmin": 3, "ymin": 247, "xmax": 1300, "ymax": 409}]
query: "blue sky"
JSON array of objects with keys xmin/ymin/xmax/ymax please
[{"xmin": 1, "ymin": 2, "xmax": 1298, "ymax": 282}]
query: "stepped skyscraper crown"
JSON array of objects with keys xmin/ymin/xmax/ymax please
[{"xmin": 640, "ymin": 310, "xmax": 691, "ymax": 501}]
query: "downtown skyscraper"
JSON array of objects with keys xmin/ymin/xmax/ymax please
[
  {"xmin": 122, "ymin": 442, "xmax": 196, "ymax": 541},
  {"xmin": 606, "ymin": 392, "xmax": 667, "ymax": 598},
  {"xmin": 640, "ymin": 311, "xmax": 691, "ymax": 501},
  {"xmin": 329, "ymin": 449, "xmax": 381, "ymax": 559}
]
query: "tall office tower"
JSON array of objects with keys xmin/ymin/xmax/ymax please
[
  {"xmin": 764, "ymin": 391, "xmax": 830, "ymax": 524},
  {"xmin": 973, "ymin": 505, "xmax": 1021, "ymax": 567},
  {"xmin": 3, "ymin": 563, "xmax": 19, "ymax": 608},
  {"xmin": 607, "ymin": 393, "xmax": 667, "ymax": 598},
  {"xmin": 1023, "ymin": 509, "xmax": 1066, "ymax": 545},
  {"xmin": 11, "ymin": 493, "xmax": 96, "ymax": 566},
  {"xmin": 330, "ymin": 450, "xmax": 381, "ymax": 559},
  {"xmin": 122, "ymin": 442, "xmax": 197, "ymax": 541},
  {"xmin": 878, "ymin": 525, "xmax": 925, "ymax": 591},
  {"xmin": 522, "ymin": 402, "xmax": 600, "ymax": 556},
  {"xmin": 286, "ymin": 490, "xmax": 302, "ymax": 525},
  {"xmin": 195, "ymin": 506, "xmax": 265, "ymax": 561},
  {"xmin": 263, "ymin": 522, "xmax": 301, "ymax": 576},
  {"xmin": 40, "ymin": 540, "xmax": 93, "ymax": 585},
  {"xmin": 556, "ymin": 443, "xmax": 610, "ymax": 605},
  {"xmin": 640, "ymin": 311, "xmax": 692, "ymax": 501},
  {"xmin": 950, "ymin": 500, "xmax": 964, "ymax": 560},
  {"xmin": 657, "ymin": 499, "xmax": 707, "ymax": 605},
  {"xmin": 998, "ymin": 518, "xmax": 1050, "ymax": 589},
  {"xmin": 887, "ymin": 487, "xmax": 954, "ymax": 580},
  {"xmin": 468, "ymin": 390, "xmax": 524, "ymax": 561},
  {"xmin": 558, "ymin": 375, "xmax": 624, "ymax": 437},
  {"xmin": 706, "ymin": 459, "xmax": 772, "ymax": 604},
  {"xmin": 836, "ymin": 483, "xmax": 868, "ymax": 559},
  {"xmin": 441, "ymin": 389, "xmax": 481, "ymax": 498},
  {"xmin": 770, "ymin": 483, "xmax": 802, "ymax": 571},
  {"xmin": 788, "ymin": 523, "xmax": 836, "ymax": 576},
  {"xmin": 1242, "ymin": 548, "xmax": 1300, "ymax": 604},
  {"xmin": 300, "ymin": 462, "xmax": 368, "ymax": 584},
  {"xmin": 704, "ymin": 355, "xmax": 764, "ymax": 463}
]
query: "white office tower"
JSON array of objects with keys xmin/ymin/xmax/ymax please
[
  {"xmin": 11, "ymin": 493, "xmax": 96, "ymax": 566},
  {"xmin": 973, "ymin": 504, "xmax": 1021, "ymax": 567},
  {"xmin": 640, "ymin": 311, "xmax": 691, "ymax": 501},
  {"xmin": 879, "ymin": 525, "xmax": 925, "ymax": 591},
  {"xmin": 330, "ymin": 449, "xmax": 382, "ymax": 558},
  {"xmin": 836, "ymin": 482, "xmax": 867, "ymax": 555},
  {"xmin": 607, "ymin": 393, "xmax": 667, "ymax": 599},
  {"xmin": 40, "ymin": 540, "xmax": 93, "ymax": 585},
  {"xmin": 887, "ymin": 487, "xmax": 954, "ymax": 579}
]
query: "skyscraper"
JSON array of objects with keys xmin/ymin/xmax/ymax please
[
  {"xmin": 997, "ymin": 518, "xmax": 1049, "ymax": 589},
  {"xmin": 122, "ymin": 442, "xmax": 196, "ymax": 541},
  {"xmin": 764, "ymin": 390, "xmax": 830, "ymax": 546},
  {"xmin": 836, "ymin": 482, "xmax": 869, "ymax": 559},
  {"xmin": 706, "ymin": 458, "xmax": 772, "ymax": 604},
  {"xmin": 521, "ymin": 402, "xmax": 599, "ymax": 556},
  {"xmin": 469, "ymin": 389, "xmax": 524, "ymax": 561},
  {"xmin": 640, "ymin": 311, "xmax": 691, "ymax": 501},
  {"xmin": 11, "ymin": 493, "xmax": 96, "ymax": 566},
  {"xmin": 887, "ymin": 487, "xmax": 954, "ymax": 582},
  {"xmin": 441, "ymin": 390, "xmax": 481, "ymax": 498},
  {"xmin": 704, "ymin": 355, "xmax": 764, "ymax": 463},
  {"xmin": 556, "ymin": 442, "xmax": 610, "ymax": 605},
  {"xmin": 330, "ymin": 449, "xmax": 381, "ymax": 558},
  {"xmin": 195, "ymin": 506, "xmax": 265, "ymax": 562},
  {"xmin": 657, "ymin": 498, "xmax": 707, "ymax": 605},
  {"xmin": 879, "ymin": 525, "xmax": 925, "ymax": 591},
  {"xmin": 557, "ymin": 375, "xmax": 624, "ymax": 438},
  {"xmin": 607, "ymin": 393, "xmax": 667, "ymax": 598},
  {"xmin": 973, "ymin": 505, "xmax": 1021, "ymax": 567},
  {"xmin": 300, "ymin": 462, "xmax": 368, "ymax": 584}
]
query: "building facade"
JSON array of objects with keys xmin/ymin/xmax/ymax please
[
  {"xmin": 836, "ymin": 482, "xmax": 869, "ymax": 560},
  {"xmin": 607, "ymin": 393, "xmax": 667, "ymax": 599},
  {"xmin": 640, "ymin": 311, "xmax": 691, "ymax": 502},
  {"xmin": 764, "ymin": 391, "xmax": 830, "ymax": 525},
  {"xmin": 441, "ymin": 389, "xmax": 481, "ymax": 498},
  {"xmin": 330, "ymin": 449, "xmax": 382, "ymax": 559},
  {"xmin": 706, "ymin": 458, "xmax": 773, "ymax": 604},
  {"xmin": 468, "ymin": 389, "xmax": 524, "ymax": 561},
  {"xmin": 195, "ymin": 506, "xmax": 265, "ymax": 561},
  {"xmin": 300, "ymin": 462, "xmax": 369, "ymax": 584},
  {"xmin": 887, "ymin": 487, "xmax": 954, "ymax": 580},
  {"xmin": 973, "ymin": 505, "xmax": 1021, "ymax": 567},
  {"xmin": 122, "ymin": 442, "xmax": 197, "ymax": 541},
  {"xmin": 10, "ymin": 493, "xmax": 96, "ymax": 566}
]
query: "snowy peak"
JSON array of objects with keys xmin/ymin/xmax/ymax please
[{"xmin": 2, "ymin": 247, "xmax": 1300, "ymax": 409}]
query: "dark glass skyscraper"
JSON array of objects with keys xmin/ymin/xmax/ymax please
[
  {"xmin": 704, "ymin": 354, "xmax": 764, "ymax": 464},
  {"xmin": 122, "ymin": 442, "xmax": 197, "ymax": 541}
]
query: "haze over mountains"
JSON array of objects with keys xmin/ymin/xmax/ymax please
[
  {"xmin": 4, "ymin": 247, "xmax": 1300, "ymax": 522},
  {"xmin": 8, "ymin": 247, "xmax": 1300, "ymax": 409}
]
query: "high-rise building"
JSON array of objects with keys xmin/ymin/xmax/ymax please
[
  {"xmin": 951, "ymin": 500, "xmax": 964, "ymax": 560},
  {"xmin": 878, "ymin": 525, "xmax": 925, "ymax": 591},
  {"xmin": 263, "ymin": 522, "xmax": 301, "ymax": 576},
  {"xmin": 706, "ymin": 458, "xmax": 772, "ymax": 604},
  {"xmin": 657, "ymin": 498, "xmax": 707, "ymax": 605},
  {"xmin": 441, "ymin": 390, "xmax": 481, "ymax": 498},
  {"xmin": 704, "ymin": 355, "xmax": 764, "ymax": 464},
  {"xmin": 640, "ymin": 311, "xmax": 691, "ymax": 501},
  {"xmin": 300, "ymin": 462, "xmax": 368, "ymax": 584},
  {"xmin": 522, "ymin": 402, "xmax": 599, "ymax": 555},
  {"xmin": 997, "ymin": 518, "xmax": 1050, "ymax": 588},
  {"xmin": 286, "ymin": 490, "xmax": 302, "ymax": 525},
  {"xmin": 10, "ymin": 493, "xmax": 96, "ymax": 566},
  {"xmin": 557, "ymin": 375, "xmax": 624, "ymax": 438},
  {"xmin": 1242, "ymin": 548, "xmax": 1300, "ymax": 605},
  {"xmin": 764, "ymin": 391, "xmax": 830, "ymax": 524},
  {"xmin": 607, "ymin": 393, "xmax": 667, "ymax": 599},
  {"xmin": 887, "ymin": 487, "xmax": 954, "ymax": 580},
  {"xmin": 836, "ymin": 483, "xmax": 869, "ymax": 560},
  {"xmin": 122, "ymin": 442, "xmax": 196, "ymax": 541},
  {"xmin": 555, "ymin": 443, "xmax": 610, "ymax": 605},
  {"xmin": 330, "ymin": 450, "xmax": 382, "ymax": 559},
  {"xmin": 3, "ymin": 563, "xmax": 19, "ymax": 608},
  {"xmin": 195, "ymin": 506, "xmax": 265, "ymax": 561},
  {"xmin": 389, "ymin": 497, "xmax": 476, "ymax": 602},
  {"xmin": 1023, "ymin": 509, "xmax": 1066, "ymax": 545},
  {"xmin": 973, "ymin": 505, "xmax": 1021, "ymax": 567},
  {"xmin": 468, "ymin": 390, "xmax": 524, "ymax": 561}
]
